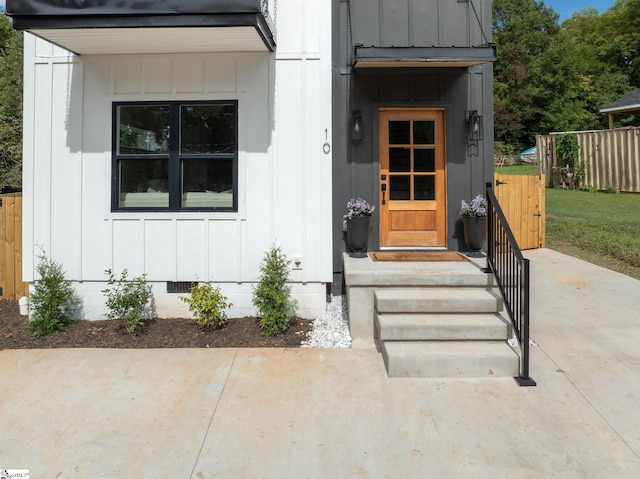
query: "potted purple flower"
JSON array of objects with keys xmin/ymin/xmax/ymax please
[
  {"xmin": 344, "ymin": 198, "xmax": 375, "ymax": 257},
  {"xmin": 460, "ymin": 194, "xmax": 486, "ymax": 254}
]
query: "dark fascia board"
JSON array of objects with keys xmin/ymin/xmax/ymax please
[
  {"xmin": 353, "ymin": 45, "xmax": 497, "ymax": 68},
  {"xmin": 6, "ymin": 0, "xmax": 263, "ymax": 16},
  {"xmin": 6, "ymin": 0, "xmax": 275, "ymax": 52}
]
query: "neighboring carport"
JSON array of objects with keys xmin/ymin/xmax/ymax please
[{"xmin": 600, "ymin": 88, "xmax": 640, "ymax": 129}]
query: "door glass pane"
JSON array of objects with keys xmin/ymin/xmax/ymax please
[
  {"xmin": 415, "ymin": 148, "xmax": 435, "ymax": 172},
  {"xmin": 390, "ymin": 175, "xmax": 411, "ymax": 200},
  {"xmin": 389, "ymin": 148, "xmax": 410, "ymax": 172},
  {"xmin": 118, "ymin": 158, "xmax": 169, "ymax": 208},
  {"xmin": 181, "ymin": 104, "xmax": 236, "ymax": 154},
  {"xmin": 414, "ymin": 120, "xmax": 434, "ymax": 144},
  {"xmin": 117, "ymin": 105, "xmax": 170, "ymax": 155},
  {"xmin": 389, "ymin": 120, "xmax": 410, "ymax": 144},
  {"xmin": 182, "ymin": 158, "xmax": 233, "ymax": 208},
  {"xmin": 415, "ymin": 175, "xmax": 435, "ymax": 200}
]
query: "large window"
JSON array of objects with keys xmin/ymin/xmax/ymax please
[{"xmin": 112, "ymin": 101, "xmax": 238, "ymax": 211}]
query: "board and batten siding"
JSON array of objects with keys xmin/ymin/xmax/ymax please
[
  {"xmin": 351, "ymin": 0, "xmax": 488, "ymax": 48},
  {"xmin": 21, "ymin": 0, "xmax": 332, "ymax": 319}
]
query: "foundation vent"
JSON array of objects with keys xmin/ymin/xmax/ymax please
[{"xmin": 166, "ymin": 281, "xmax": 194, "ymax": 294}]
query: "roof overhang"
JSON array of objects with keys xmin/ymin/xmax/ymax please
[
  {"xmin": 353, "ymin": 45, "xmax": 496, "ymax": 69},
  {"xmin": 600, "ymin": 104, "xmax": 640, "ymax": 114},
  {"xmin": 6, "ymin": 0, "xmax": 276, "ymax": 55}
]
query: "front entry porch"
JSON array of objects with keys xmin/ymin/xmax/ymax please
[{"xmin": 343, "ymin": 252, "xmax": 520, "ymax": 379}]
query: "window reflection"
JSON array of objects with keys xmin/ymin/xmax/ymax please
[
  {"xmin": 181, "ymin": 105, "xmax": 236, "ymax": 154},
  {"xmin": 390, "ymin": 175, "xmax": 411, "ymax": 200},
  {"xmin": 414, "ymin": 149, "xmax": 435, "ymax": 172},
  {"xmin": 389, "ymin": 120, "xmax": 410, "ymax": 144},
  {"xmin": 117, "ymin": 105, "xmax": 170, "ymax": 155},
  {"xmin": 415, "ymin": 176, "xmax": 435, "ymax": 200},
  {"xmin": 414, "ymin": 120, "xmax": 434, "ymax": 144},
  {"xmin": 389, "ymin": 148, "xmax": 411, "ymax": 172}
]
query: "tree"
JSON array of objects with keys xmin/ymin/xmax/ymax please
[
  {"xmin": 493, "ymin": 0, "xmax": 561, "ymax": 149},
  {"xmin": 0, "ymin": 14, "xmax": 23, "ymax": 192},
  {"xmin": 562, "ymin": 7, "xmax": 633, "ymax": 129},
  {"xmin": 600, "ymin": 0, "xmax": 640, "ymax": 87},
  {"xmin": 493, "ymin": 0, "xmax": 638, "ymax": 150}
]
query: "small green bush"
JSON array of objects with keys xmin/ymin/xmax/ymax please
[
  {"xmin": 578, "ymin": 184, "xmax": 597, "ymax": 193},
  {"xmin": 556, "ymin": 134, "xmax": 585, "ymax": 185},
  {"xmin": 102, "ymin": 269, "xmax": 152, "ymax": 334},
  {"xmin": 180, "ymin": 283, "xmax": 232, "ymax": 330},
  {"xmin": 29, "ymin": 253, "xmax": 79, "ymax": 337},
  {"xmin": 556, "ymin": 134, "xmax": 579, "ymax": 170},
  {"xmin": 252, "ymin": 245, "xmax": 298, "ymax": 336}
]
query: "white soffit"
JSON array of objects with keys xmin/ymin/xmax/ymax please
[{"xmin": 31, "ymin": 27, "xmax": 269, "ymax": 55}]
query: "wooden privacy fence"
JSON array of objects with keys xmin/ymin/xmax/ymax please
[
  {"xmin": 0, "ymin": 193, "xmax": 27, "ymax": 300},
  {"xmin": 494, "ymin": 174, "xmax": 546, "ymax": 251},
  {"xmin": 537, "ymin": 127, "xmax": 640, "ymax": 192}
]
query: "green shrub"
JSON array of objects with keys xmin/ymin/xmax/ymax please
[
  {"xmin": 102, "ymin": 269, "xmax": 152, "ymax": 334},
  {"xmin": 180, "ymin": 283, "xmax": 232, "ymax": 330},
  {"xmin": 29, "ymin": 253, "xmax": 79, "ymax": 337},
  {"xmin": 252, "ymin": 245, "xmax": 298, "ymax": 336},
  {"xmin": 556, "ymin": 134, "xmax": 585, "ymax": 185},
  {"xmin": 556, "ymin": 134, "xmax": 579, "ymax": 170},
  {"xmin": 578, "ymin": 184, "xmax": 597, "ymax": 193}
]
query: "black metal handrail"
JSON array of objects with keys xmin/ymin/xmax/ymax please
[{"xmin": 485, "ymin": 182, "xmax": 536, "ymax": 386}]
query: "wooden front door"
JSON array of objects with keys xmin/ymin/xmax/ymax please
[{"xmin": 379, "ymin": 108, "xmax": 447, "ymax": 247}]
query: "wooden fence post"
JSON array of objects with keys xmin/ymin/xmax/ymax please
[{"xmin": 0, "ymin": 193, "xmax": 27, "ymax": 300}]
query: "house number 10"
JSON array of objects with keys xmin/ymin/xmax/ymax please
[{"xmin": 323, "ymin": 129, "xmax": 331, "ymax": 155}]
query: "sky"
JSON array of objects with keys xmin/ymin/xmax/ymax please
[{"xmin": 544, "ymin": 0, "xmax": 618, "ymax": 20}]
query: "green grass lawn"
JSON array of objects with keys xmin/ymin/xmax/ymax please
[
  {"xmin": 495, "ymin": 164, "xmax": 539, "ymax": 176},
  {"xmin": 494, "ymin": 166, "xmax": 640, "ymax": 280},
  {"xmin": 545, "ymin": 189, "xmax": 640, "ymax": 280}
]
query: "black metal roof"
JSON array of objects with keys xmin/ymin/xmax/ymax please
[
  {"xmin": 6, "ymin": 0, "xmax": 276, "ymax": 53},
  {"xmin": 353, "ymin": 45, "xmax": 496, "ymax": 68},
  {"xmin": 6, "ymin": 0, "xmax": 264, "ymax": 17}
]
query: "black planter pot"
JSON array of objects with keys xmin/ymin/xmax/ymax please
[
  {"xmin": 462, "ymin": 215, "xmax": 486, "ymax": 254},
  {"xmin": 346, "ymin": 216, "xmax": 372, "ymax": 258}
]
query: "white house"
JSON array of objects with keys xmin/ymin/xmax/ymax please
[
  {"xmin": 8, "ymin": 0, "xmax": 495, "ymax": 321},
  {"xmin": 8, "ymin": 0, "xmax": 333, "ymax": 319}
]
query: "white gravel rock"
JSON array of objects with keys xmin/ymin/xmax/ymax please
[{"xmin": 301, "ymin": 295, "xmax": 351, "ymax": 348}]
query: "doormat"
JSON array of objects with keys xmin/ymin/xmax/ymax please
[{"xmin": 369, "ymin": 251, "xmax": 469, "ymax": 262}]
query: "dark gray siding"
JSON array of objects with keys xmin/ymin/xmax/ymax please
[
  {"xmin": 332, "ymin": 0, "xmax": 494, "ymax": 286},
  {"xmin": 351, "ymin": 0, "xmax": 489, "ymax": 48}
]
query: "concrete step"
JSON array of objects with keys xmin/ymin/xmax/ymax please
[
  {"xmin": 374, "ymin": 288, "xmax": 503, "ymax": 314},
  {"xmin": 375, "ymin": 313, "xmax": 511, "ymax": 341},
  {"xmin": 343, "ymin": 253, "xmax": 496, "ymax": 288},
  {"xmin": 382, "ymin": 341, "xmax": 519, "ymax": 378}
]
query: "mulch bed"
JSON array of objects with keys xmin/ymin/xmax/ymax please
[{"xmin": 0, "ymin": 300, "xmax": 312, "ymax": 349}]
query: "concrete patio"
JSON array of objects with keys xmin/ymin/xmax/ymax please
[{"xmin": 1, "ymin": 249, "xmax": 639, "ymax": 478}]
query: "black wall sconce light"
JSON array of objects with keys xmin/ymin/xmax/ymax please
[
  {"xmin": 466, "ymin": 110, "xmax": 483, "ymax": 146},
  {"xmin": 351, "ymin": 110, "xmax": 363, "ymax": 141}
]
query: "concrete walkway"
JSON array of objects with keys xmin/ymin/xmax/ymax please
[{"xmin": 1, "ymin": 249, "xmax": 639, "ymax": 478}]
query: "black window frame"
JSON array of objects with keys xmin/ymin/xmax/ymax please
[{"xmin": 112, "ymin": 100, "xmax": 239, "ymax": 212}]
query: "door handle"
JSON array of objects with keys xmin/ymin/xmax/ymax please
[{"xmin": 381, "ymin": 183, "xmax": 387, "ymax": 205}]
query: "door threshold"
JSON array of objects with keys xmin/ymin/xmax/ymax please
[{"xmin": 379, "ymin": 247, "xmax": 448, "ymax": 251}]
